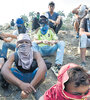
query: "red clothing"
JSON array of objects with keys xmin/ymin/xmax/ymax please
[{"xmin": 44, "ymin": 63, "xmax": 90, "ymax": 100}]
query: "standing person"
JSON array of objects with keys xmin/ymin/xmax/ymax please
[
  {"xmin": 46, "ymin": 1, "xmax": 62, "ymax": 34},
  {"xmin": 32, "ymin": 14, "xmax": 65, "ymax": 71},
  {"xmin": 79, "ymin": 8, "xmax": 90, "ymax": 66},
  {"xmin": 10, "ymin": 19, "xmax": 15, "ymax": 29},
  {"xmin": 72, "ymin": 5, "xmax": 88, "ymax": 38},
  {"xmin": 32, "ymin": 12, "xmax": 40, "ymax": 31},
  {"xmin": 1, "ymin": 34, "xmax": 47, "ymax": 99},
  {"xmin": 39, "ymin": 63, "xmax": 90, "ymax": 100}
]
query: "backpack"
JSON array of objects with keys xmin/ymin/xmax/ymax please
[{"xmin": 14, "ymin": 52, "xmax": 52, "ymax": 73}]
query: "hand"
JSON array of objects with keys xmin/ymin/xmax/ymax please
[
  {"xmin": 4, "ymin": 38, "xmax": 13, "ymax": 42},
  {"xmin": 20, "ymin": 82, "xmax": 36, "ymax": 94},
  {"xmin": 43, "ymin": 40, "xmax": 49, "ymax": 44},
  {"xmin": 50, "ymin": 41, "xmax": 55, "ymax": 45},
  {"xmin": 21, "ymin": 91, "xmax": 29, "ymax": 99}
]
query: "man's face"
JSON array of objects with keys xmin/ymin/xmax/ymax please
[
  {"xmin": 48, "ymin": 5, "xmax": 55, "ymax": 12},
  {"xmin": 65, "ymin": 82, "xmax": 89, "ymax": 100},
  {"xmin": 17, "ymin": 40, "xmax": 31, "ymax": 48}
]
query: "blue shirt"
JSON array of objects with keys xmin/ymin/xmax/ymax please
[{"xmin": 47, "ymin": 12, "xmax": 59, "ymax": 28}]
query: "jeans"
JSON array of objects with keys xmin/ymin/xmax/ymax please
[
  {"xmin": 0, "ymin": 42, "xmax": 16, "ymax": 59},
  {"xmin": 80, "ymin": 34, "xmax": 90, "ymax": 48},
  {"xmin": 32, "ymin": 41, "xmax": 65, "ymax": 65},
  {"xmin": 10, "ymin": 68, "xmax": 38, "ymax": 83}
]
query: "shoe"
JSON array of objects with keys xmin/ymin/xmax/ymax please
[
  {"xmin": 51, "ymin": 66, "xmax": 58, "ymax": 76},
  {"xmin": 76, "ymin": 33, "xmax": 79, "ymax": 38},
  {"xmin": 55, "ymin": 64, "xmax": 61, "ymax": 70},
  {"xmin": 81, "ymin": 62, "xmax": 86, "ymax": 67}
]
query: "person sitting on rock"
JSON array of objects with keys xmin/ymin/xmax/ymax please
[
  {"xmin": 79, "ymin": 8, "xmax": 90, "ymax": 67},
  {"xmin": 32, "ymin": 13, "xmax": 65, "ymax": 71},
  {"xmin": 1, "ymin": 34, "xmax": 47, "ymax": 99},
  {"xmin": 72, "ymin": 5, "xmax": 88, "ymax": 38},
  {"xmin": 39, "ymin": 63, "xmax": 90, "ymax": 100},
  {"xmin": 46, "ymin": 1, "xmax": 62, "ymax": 34}
]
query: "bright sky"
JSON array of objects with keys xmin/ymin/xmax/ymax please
[{"xmin": 0, "ymin": 0, "xmax": 90, "ymax": 25}]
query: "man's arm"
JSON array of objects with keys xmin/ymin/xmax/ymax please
[
  {"xmin": 30, "ymin": 52, "xmax": 47, "ymax": 87},
  {"xmin": 2, "ymin": 33, "xmax": 17, "ymax": 39},
  {"xmin": 1, "ymin": 53, "xmax": 32, "ymax": 93},
  {"xmin": 79, "ymin": 18, "xmax": 90, "ymax": 36},
  {"xmin": 55, "ymin": 15, "xmax": 62, "ymax": 25},
  {"xmin": 72, "ymin": 5, "xmax": 81, "ymax": 14},
  {"xmin": 3, "ymin": 38, "xmax": 13, "ymax": 42},
  {"xmin": 49, "ymin": 16, "xmax": 61, "ymax": 26},
  {"xmin": 79, "ymin": 28, "xmax": 90, "ymax": 36},
  {"xmin": 1, "ymin": 53, "xmax": 23, "ymax": 86}
]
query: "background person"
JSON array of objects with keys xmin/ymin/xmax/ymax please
[
  {"xmin": 46, "ymin": 1, "xmax": 62, "ymax": 34},
  {"xmin": 72, "ymin": 5, "xmax": 88, "ymax": 38},
  {"xmin": 32, "ymin": 14, "xmax": 65, "ymax": 71},
  {"xmin": 79, "ymin": 8, "xmax": 90, "ymax": 66}
]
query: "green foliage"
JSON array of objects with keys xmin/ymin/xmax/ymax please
[
  {"xmin": 57, "ymin": 11, "xmax": 65, "ymax": 17},
  {"xmin": 60, "ymin": 12, "xmax": 74, "ymax": 31},
  {"xmin": 20, "ymin": 14, "xmax": 28, "ymax": 23},
  {"xmin": 29, "ymin": 11, "xmax": 36, "ymax": 19},
  {"xmin": 67, "ymin": 12, "xmax": 74, "ymax": 18}
]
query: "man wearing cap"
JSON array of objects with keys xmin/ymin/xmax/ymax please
[
  {"xmin": 72, "ymin": 5, "xmax": 88, "ymax": 38},
  {"xmin": 1, "ymin": 34, "xmax": 47, "ymax": 99},
  {"xmin": 46, "ymin": 1, "xmax": 62, "ymax": 34},
  {"xmin": 79, "ymin": 8, "xmax": 90, "ymax": 66},
  {"xmin": 32, "ymin": 14, "xmax": 65, "ymax": 70},
  {"xmin": 0, "ymin": 18, "xmax": 27, "ymax": 66}
]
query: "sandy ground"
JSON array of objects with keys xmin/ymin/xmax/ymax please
[{"xmin": 0, "ymin": 29, "xmax": 90, "ymax": 100}]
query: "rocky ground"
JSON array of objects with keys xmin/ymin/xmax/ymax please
[{"xmin": 0, "ymin": 29, "xmax": 90, "ymax": 100}]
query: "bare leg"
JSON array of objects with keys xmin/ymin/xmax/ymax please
[
  {"xmin": 39, "ymin": 95, "xmax": 44, "ymax": 100},
  {"xmin": 80, "ymin": 48, "xmax": 86, "ymax": 62},
  {"xmin": 74, "ymin": 20, "xmax": 79, "ymax": 33}
]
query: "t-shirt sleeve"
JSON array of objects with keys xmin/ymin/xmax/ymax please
[{"xmin": 80, "ymin": 18, "xmax": 86, "ymax": 29}]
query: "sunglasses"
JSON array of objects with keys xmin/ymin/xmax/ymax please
[{"xmin": 71, "ymin": 89, "xmax": 89, "ymax": 96}]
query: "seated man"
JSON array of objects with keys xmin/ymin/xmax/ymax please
[
  {"xmin": 39, "ymin": 63, "xmax": 90, "ymax": 100},
  {"xmin": 0, "ymin": 18, "xmax": 27, "ymax": 64},
  {"xmin": 32, "ymin": 12, "xmax": 40, "ymax": 31},
  {"xmin": 0, "ymin": 32, "xmax": 17, "ymax": 69},
  {"xmin": 46, "ymin": 1, "xmax": 62, "ymax": 34},
  {"xmin": 79, "ymin": 8, "xmax": 90, "ymax": 66},
  {"xmin": 1, "ymin": 34, "xmax": 47, "ymax": 99},
  {"xmin": 32, "ymin": 14, "xmax": 65, "ymax": 70},
  {"xmin": 72, "ymin": 5, "xmax": 88, "ymax": 38}
]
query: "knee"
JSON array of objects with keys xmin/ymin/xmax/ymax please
[
  {"xmin": 32, "ymin": 42, "xmax": 38, "ymax": 47},
  {"xmin": 3, "ymin": 42, "xmax": 9, "ymax": 47}
]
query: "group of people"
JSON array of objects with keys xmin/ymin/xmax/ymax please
[{"xmin": 0, "ymin": 1, "xmax": 89, "ymax": 100}]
